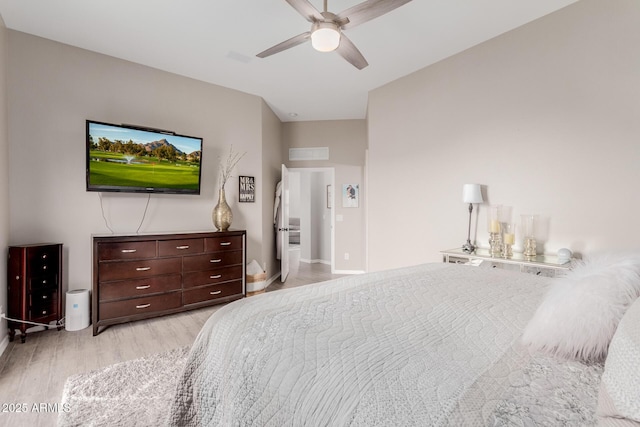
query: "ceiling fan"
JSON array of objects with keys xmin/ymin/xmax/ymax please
[{"xmin": 256, "ymin": 0, "xmax": 413, "ymax": 70}]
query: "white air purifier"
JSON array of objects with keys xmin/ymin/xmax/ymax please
[{"xmin": 65, "ymin": 289, "xmax": 90, "ymax": 331}]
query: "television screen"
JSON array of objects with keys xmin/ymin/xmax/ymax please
[{"xmin": 86, "ymin": 120, "xmax": 203, "ymax": 194}]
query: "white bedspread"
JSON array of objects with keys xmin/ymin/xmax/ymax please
[{"xmin": 168, "ymin": 263, "xmax": 602, "ymax": 426}]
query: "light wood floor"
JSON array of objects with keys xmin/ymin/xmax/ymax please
[{"xmin": 0, "ymin": 261, "xmax": 343, "ymax": 427}]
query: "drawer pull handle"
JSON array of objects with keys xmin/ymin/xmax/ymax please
[
  {"xmin": 42, "ymin": 279, "xmax": 47, "ymax": 284},
  {"xmin": 42, "ymin": 295, "xmax": 48, "ymax": 299},
  {"xmin": 136, "ymin": 267, "xmax": 151, "ymax": 271},
  {"xmin": 220, "ymin": 242, "xmax": 232, "ymax": 246},
  {"xmin": 42, "ymin": 265, "xmax": 48, "ymax": 270},
  {"xmin": 209, "ymin": 291, "xmax": 222, "ymax": 295},
  {"xmin": 210, "ymin": 274, "xmax": 222, "ymax": 279},
  {"xmin": 42, "ymin": 254, "xmax": 48, "ymax": 259},
  {"xmin": 210, "ymin": 259, "xmax": 222, "ymax": 263},
  {"xmin": 136, "ymin": 285, "xmax": 151, "ymax": 290},
  {"xmin": 136, "ymin": 304, "xmax": 151, "ymax": 309},
  {"xmin": 42, "ymin": 310, "xmax": 47, "ymax": 315},
  {"xmin": 176, "ymin": 245, "xmax": 190, "ymax": 250},
  {"xmin": 121, "ymin": 249, "xmax": 137, "ymax": 253}
]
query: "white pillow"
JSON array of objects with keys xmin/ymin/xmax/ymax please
[
  {"xmin": 521, "ymin": 252, "xmax": 640, "ymax": 362},
  {"xmin": 597, "ymin": 296, "xmax": 640, "ymax": 424}
]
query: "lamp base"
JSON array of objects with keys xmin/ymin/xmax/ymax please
[{"xmin": 462, "ymin": 241, "xmax": 475, "ymax": 254}]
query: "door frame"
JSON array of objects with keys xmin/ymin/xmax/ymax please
[
  {"xmin": 287, "ymin": 167, "xmax": 336, "ymax": 274},
  {"xmin": 280, "ymin": 164, "xmax": 291, "ymax": 283}
]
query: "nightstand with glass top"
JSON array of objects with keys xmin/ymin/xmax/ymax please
[{"xmin": 441, "ymin": 247, "xmax": 572, "ymax": 277}]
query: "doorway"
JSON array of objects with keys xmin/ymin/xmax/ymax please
[{"xmin": 280, "ymin": 166, "xmax": 335, "ymax": 283}]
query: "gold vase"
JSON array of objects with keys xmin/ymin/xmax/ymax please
[{"xmin": 212, "ymin": 188, "xmax": 232, "ymax": 231}]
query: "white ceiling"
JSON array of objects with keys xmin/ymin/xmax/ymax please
[{"xmin": 0, "ymin": 0, "xmax": 577, "ymax": 122}]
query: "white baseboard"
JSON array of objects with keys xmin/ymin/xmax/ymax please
[
  {"xmin": 333, "ymin": 269, "xmax": 366, "ymax": 275},
  {"xmin": 0, "ymin": 334, "xmax": 9, "ymax": 358},
  {"xmin": 262, "ymin": 272, "xmax": 282, "ymax": 291},
  {"xmin": 247, "ymin": 271, "xmax": 281, "ymax": 293},
  {"xmin": 299, "ymin": 258, "xmax": 331, "ymax": 265},
  {"xmin": 269, "ymin": 266, "xmax": 364, "ymax": 282},
  {"xmin": 266, "ymin": 272, "xmax": 280, "ymax": 286}
]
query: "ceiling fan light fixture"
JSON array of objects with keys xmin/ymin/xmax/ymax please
[{"xmin": 311, "ymin": 22, "xmax": 340, "ymax": 52}]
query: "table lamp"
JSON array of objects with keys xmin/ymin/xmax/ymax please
[{"xmin": 462, "ymin": 184, "xmax": 483, "ymax": 253}]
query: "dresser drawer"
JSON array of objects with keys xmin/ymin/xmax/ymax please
[
  {"xmin": 98, "ymin": 241, "xmax": 157, "ymax": 261},
  {"xmin": 29, "ymin": 288, "xmax": 58, "ymax": 305},
  {"xmin": 29, "ymin": 274, "xmax": 59, "ymax": 290},
  {"xmin": 99, "ymin": 291, "xmax": 182, "ymax": 320},
  {"xmin": 99, "ymin": 274, "xmax": 181, "ymax": 301},
  {"xmin": 158, "ymin": 238, "xmax": 204, "ymax": 256},
  {"xmin": 28, "ymin": 245, "xmax": 60, "ymax": 272},
  {"xmin": 183, "ymin": 265, "xmax": 243, "ymax": 288},
  {"xmin": 30, "ymin": 288, "xmax": 57, "ymax": 307},
  {"xmin": 205, "ymin": 236, "xmax": 243, "ymax": 252},
  {"xmin": 30, "ymin": 294, "xmax": 58, "ymax": 320},
  {"xmin": 99, "ymin": 257, "xmax": 181, "ymax": 281},
  {"xmin": 183, "ymin": 250, "xmax": 243, "ymax": 272},
  {"xmin": 183, "ymin": 280, "xmax": 243, "ymax": 305},
  {"xmin": 30, "ymin": 307, "xmax": 57, "ymax": 321}
]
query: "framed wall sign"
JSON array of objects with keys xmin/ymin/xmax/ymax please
[
  {"xmin": 239, "ymin": 176, "xmax": 255, "ymax": 203},
  {"xmin": 342, "ymin": 184, "xmax": 359, "ymax": 208}
]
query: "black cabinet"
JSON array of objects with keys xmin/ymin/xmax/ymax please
[{"xmin": 7, "ymin": 243, "xmax": 64, "ymax": 343}]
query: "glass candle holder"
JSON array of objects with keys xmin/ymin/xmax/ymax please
[
  {"xmin": 487, "ymin": 205, "xmax": 501, "ymax": 233},
  {"xmin": 498, "ymin": 205, "xmax": 512, "ymax": 225},
  {"xmin": 521, "ymin": 214, "xmax": 538, "ymax": 258},
  {"xmin": 502, "ymin": 223, "xmax": 515, "ymax": 258},
  {"xmin": 488, "ymin": 205, "xmax": 502, "ymax": 257}
]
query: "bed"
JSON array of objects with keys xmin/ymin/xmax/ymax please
[{"xmin": 168, "ymin": 260, "xmax": 640, "ymax": 426}]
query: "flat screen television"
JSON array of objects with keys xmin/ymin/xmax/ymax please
[{"xmin": 86, "ymin": 120, "xmax": 203, "ymax": 194}]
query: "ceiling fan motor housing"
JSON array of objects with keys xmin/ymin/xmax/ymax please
[{"xmin": 310, "ymin": 20, "xmax": 341, "ymax": 52}]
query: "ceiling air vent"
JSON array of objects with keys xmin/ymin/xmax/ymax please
[{"xmin": 289, "ymin": 147, "xmax": 329, "ymax": 161}]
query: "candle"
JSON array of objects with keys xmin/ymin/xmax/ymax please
[
  {"xmin": 503, "ymin": 233, "xmax": 515, "ymax": 245},
  {"xmin": 490, "ymin": 220, "xmax": 500, "ymax": 233}
]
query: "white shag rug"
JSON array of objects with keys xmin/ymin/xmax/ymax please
[{"xmin": 58, "ymin": 346, "xmax": 189, "ymax": 427}]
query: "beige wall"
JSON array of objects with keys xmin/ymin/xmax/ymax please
[
  {"xmin": 283, "ymin": 120, "xmax": 367, "ymax": 272},
  {"xmin": 367, "ymin": 0, "xmax": 640, "ymax": 271},
  {"xmin": 0, "ymin": 16, "xmax": 9, "ymax": 351},
  {"xmin": 7, "ymin": 31, "xmax": 275, "ymax": 290},
  {"xmin": 261, "ymin": 100, "xmax": 284, "ymax": 281},
  {"xmin": 6, "ymin": 0, "xmax": 637, "ymax": 294}
]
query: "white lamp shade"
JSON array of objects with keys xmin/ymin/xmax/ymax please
[
  {"xmin": 311, "ymin": 25, "xmax": 341, "ymax": 52},
  {"xmin": 462, "ymin": 184, "xmax": 483, "ymax": 204}
]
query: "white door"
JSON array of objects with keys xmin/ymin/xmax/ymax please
[{"xmin": 280, "ymin": 164, "xmax": 290, "ymax": 282}]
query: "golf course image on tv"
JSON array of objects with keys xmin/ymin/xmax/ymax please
[{"xmin": 86, "ymin": 120, "xmax": 203, "ymax": 194}]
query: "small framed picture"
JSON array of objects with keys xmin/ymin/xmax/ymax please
[
  {"xmin": 239, "ymin": 176, "xmax": 255, "ymax": 203},
  {"xmin": 342, "ymin": 184, "xmax": 359, "ymax": 208},
  {"xmin": 327, "ymin": 185, "xmax": 332, "ymax": 209}
]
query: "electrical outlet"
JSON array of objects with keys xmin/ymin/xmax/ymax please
[{"xmin": 344, "ymin": 253, "xmax": 350, "ymax": 260}]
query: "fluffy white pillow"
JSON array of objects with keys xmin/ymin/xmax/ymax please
[
  {"xmin": 521, "ymin": 252, "xmax": 640, "ymax": 362},
  {"xmin": 597, "ymin": 295, "xmax": 640, "ymax": 424}
]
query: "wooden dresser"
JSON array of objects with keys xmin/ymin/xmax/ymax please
[
  {"xmin": 92, "ymin": 230, "xmax": 245, "ymax": 335},
  {"xmin": 7, "ymin": 243, "xmax": 64, "ymax": 343}
]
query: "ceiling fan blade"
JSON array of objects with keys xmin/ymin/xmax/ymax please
[
  {"xmin": 336, "ymin": 34, "xmax": 369, "ymax": 70},
  {"xmin": 337, "ymin": 0, "xmax": 412, "ymax": 30},
  {"xmin": 256, "ymin": 32, "xmax": 311, "ymax": 58},
  {"xmin": 285, "ymin": 0, "xmax": 324, "ymax": 22}
]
